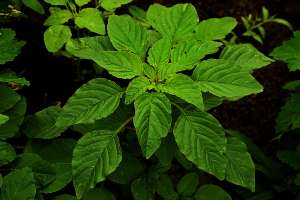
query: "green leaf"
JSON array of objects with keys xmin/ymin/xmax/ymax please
[
  {"xmin": 44, "ymin": 9, "xmax": 73, "ymax": 26},
  {"xmin": 165, "ymin": 40, "xmax": 221, "ymax": 75},
  {"xmin": 129, "ymin": 5, "xmax": 147, "ymax": 22},
  {"xmin": 277, "ymin": 150, "xmax": 300, "ymax": 170},
  {"xmin": 109, "ymin": 152, "xmax": 144, "ymax": 184},
  {"xmin": 53, "ymin": 195, "xmax": 76, "ymax": 200},
  {"xmin": 89, "ymin": 51, "xmax": 144, "ymax": 79},
  {"xmin": 225, "ymin": 137, "xmax": 255, "ymax": 192},
  {"xmin": 156, "ymin": 174, "xmax": 178, "ymax": 200},
  {"xmin": 22, "ymin": 0, "xmax": 45, "ymax": 14},
  {"xmin": 194, "ymin": 184, "xmax": 232, "ymax": 200},
  {"xmin": 0, "ymin": 141, "xmax": 16, "ymax": 167},
  {"xmin": 203, "ymin": 93, "xmax": 223, "ymax": 111},
  {"xmin": 131, "ymin": 176, "xmax": 155, "ymax": 200},
  {"xmin": 159, "ymin": 74, "xmax": 204, "ymax": 110},
  {"xmin": 1, "ymin": 168, "xmax": 36, "ymax": 200},
  {"xmin": 108, "ymin": 15, "xmax": 149, "ymax": 58},
  {"xmin": 15, "ymin": 153, "xmax": 56, "ymax": 187},
  {"xmin": 193, "ymin": 59, "xmax": 263, "ymax": 98},
  {"xmin": 23, "ymin": 106, "xmax": 67, "ymax": 139},
  {"xmin": 0, "ymin": 28, "xmax": 25, "ymax": 64},
  {"xmin": 125, "ymin": 76, "xmax": 152, "ymax": 104},
  {"xmin": 177, "ymin": 172, "xmax": 199, "ymax": 196},
  {"xmin": 262, "ymin": 6, "xmax": 269, "ymax": 20},
  {"xmin": 56, "ymin": 78, "xmax": 123, "ymax": 127},
  {"xmin": 75, "ymin": 8, "xmax": 105, "ymax": 35},
  {"xmin": 195, "ymin": 17, "xmax": 237, "ymax": 41},
  {"xmin": 72, "ymin": 130, "xmax": 122, "ymax": 199},
  {"xmin": 243, "ymin": 30, "xmax": 263, "ymax": 44},
  {"xmin": 0, "ymin": 114, "xmax": 9, "ymax": 125},
  {"xmin": 71, "ymin": 104, "xmax": 132, "ymax": 134},
  {"xmin": 147, "ymin": 38, "xmax": 172, "ymax": 70},
  {"xmin": 283, "ymin": 80, "xmax": 300, "ymax": 90},
  {"xmin": 83, "ymin": 188, "xmax": 116, "ymax": 200},
  {"xmin": 100, "ymin": 0, "xmax": 133, "ymax": 11},
  {"xmin": 0, "ymin": 71, "xmax": 30, "ymax": 86},
  {"xmin": 270, "ymin": 18, "xmax": 293, "ymax": 30},
  {"xmin": 0, "ymin": 85, "xmax": 20, "ymax": 113},
  {"xmin": 74, "ymin": 0, "xmax": 90, "ymax": 6},
  {"xmin": 221, "ymin": 44, "xmax": 273, "ymax": 71},
  {"xmin": 174, "ymin": 111, "xmax": 227, "ymax": 179},
  {"xmin": 44, "ymin": 0, "xmax": 66, "ymax": 5},
  {"xmin": 147, "ymin": 4, "xmax": 198, "ymax": 42},
  {"xmin": 276, "ymin": 93, "xmax": 300, "ymax": 133},
  {"xmin": 66, "ymin": 36, "xmax": 114, "ymax": 59},
  {"xmin": 270, "ymin": 31, "xmax": 300, "ymax": 71},
  {"xmin": 155, "ymin": 137, "xmax": 176, "ymax": 170},
  {"xmin": 133, "ymin": 93, "xmax": 172, "ymax": 158},
  {"xmin": 0, "ymin": 97, "xmax": 26, "ymax": 140},
  {"xmin": 44, "ymin": 25, "xmax": 72, "ymax": 52}
]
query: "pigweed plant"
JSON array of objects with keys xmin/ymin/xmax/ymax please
[{"xmin": 0, "ymin": 2, "xmax": 276, "ymax": 200}]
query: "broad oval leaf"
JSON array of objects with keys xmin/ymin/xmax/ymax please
[
  {"xmin": 195, "ymin": 184, "xmax": 232, "ymax": 200},
  {"xmin": 125, "ymin": 76, "xmax": 152, "ymax": 104},
  {"xmin": 156, "ymin": 174, "xmax": 178, "ymax": 200},
  {"xmin": 89, "ymin": 51, "xmax": 144, "ymax": 79},
  {"xmin": 270, "ymin": 31, "xmax": 300, "ymax": 71},
  {"xmin": 44, "ymin": 9, "xmax": 73, "ymax": 26},
  {"xmin": 0, "ymin": 85, "xmax": 20, "ymax": 113},
  {"xmin": 133, "ymin": 93, "xmax": 172, "ymax": 158},
  {"xmin": 147, "ymin": 37, "xmax": 172, "ymax": 69},
  {"xmin": 22, "ymin": 0, "xmax": 45, "ymax": 14},
  {"xmin": 0, "ymin": 28, "xmax": 25, "ymax": 64},
  {"xmin": 147, "ymin": 4, "xmax": 198, "ymax": 42},
  {"xmin": 174, "ymin": 111, "xmax": 227, "ymax": 179},
  {"xmin": 56, "ymin": 78, "xmax": 123, "ymax": 127},
  {"xmin": 159, "ymin": 74, "xmax": 204, "ymax": 110},
  {"xmin": 177, "ymin": 172, "xmax": 199, "ymax": 196},
  {"xmin": 131, "ymin": 176, "xmax": 155, "ymax": 200},
  {"xmin": 225, "ymin": 137, "xmax": 255, "ymax": 192},
  {"xmin": 72, "ymin": 130, "xmax": 122, "ymax": 199},
  {"xmin": 108, "ymin": 15, "xmax": 149, "ymax": 58},
  {"xmin": 44, "ymin": 25, "xmax": 72, "ymax": 52},
  {"xmin": 195, "ymin": 17, "xmax": 237, "ymax": 41},
  {"xmin": 0, "ymin": 71, "xmax": 30, "ymax": 86},
  {"xmin": 221, "ymin": 44, "xmax": 273, "ymax": 72},
  {"xmin": 1, "ymin": 168, "xmax": 36, "ymax": 200},
  {"xmin": 74, "ymin": 0, "xmax": 90, "ymax": 6},
  {"xmin": 0, "ymin": 141, "xmax": 16, "ymax": 167},
  {"xmin": 101, "ymin": 0, "xmax": 133, "ymax": 11},
  {"xmin": 75, "ymin": 8, "xmax": 105, "ymax": 35},
  {"xmin": 193, "ymin": 59, "xmax": 263, "ymax": 98},
  {"xmin": 23, "ymin": 106, "xmax": 67, "ymax": 139}
]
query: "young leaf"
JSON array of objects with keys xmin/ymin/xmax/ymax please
[
  {"xmin": 0, "ymin": 28, "xmax": 25, "ymax": 64},
  {"xmin": 72, "ymin": 130, "xmax": 122, "ymax": 199},
  {"xmin": 131, "ymin": 176, "xmax": 155, "ymax": 200},
  {"xmin": 44, "ymin": 9, "xmax": 73, "ymax": 26},
  {"xmin": 194, "ymin": 184, "xmax": 232, "ymax": 200},
  {"xmin": 44, "ymin": 25, "xmax": 72, "ymax": 52},
  {"xmin": 225, "ymin": 137, "xmax": 255, "ymax": 192},
  {"xmin": 75, "ymin": 8, "xmax": 105, "ymax": 35},
  {"xmin": 44, "ymin": 0, "xmax": 66, "ymax": 5},
  {"xmin": 147, "ymin": 37, "xmax": 172, "ymax": 69},
  {"xmin": 195, "ymin": 17, "xmax": 237, "ymax": 41},
  {"xmin": 177, "ymin": 173, "xmax": 199, "ymax": 196},
  {"xmin": 276, "ymin": 93, "xmax": 300, "ymax": 133},
  {"xmin": 83, "ymin": 188, "xmax": 116, "ymax": 200},
  {"xmin": 74, "ymin": 0, "xmax": 90, "ymax": 6},
  {"xmin": 0, "ymin": 71, "xmax": 30, "ymax": 86},
  {"xmin": 156, "ymin": 174, "xmax": 178, "ymax": 200},
  {"xmin": 133, "ymin": 93, "xmax": 172, "ymax": 158},
  {"xmin": 174, "ymin": 111, "xmax": 227, "ymax": 180},
  {"xmin": 101, "ymin": 0, "xmax": 134, "ymax": 11},
  {"xmin": 108, "ymin": 152, "xmax": 144, "ymax": 184},
  {"xmin": 23, "ymin": 106, "xmax": 67, "ymax": 139},
  {"xmin": 0, "ymin": 141, "xmax": 16, "ymax": 167},
  {"xmin": 262, "ymin": 6, "xmax": 269, "ymax": 20},
  {"xmin": 221, "ymin": 44, "xmax": 273, "ymax": 72},
  {"xmin": 66, "ymin": 36, "xmax": 114, "ymax": 59},
  {"xmin": 0, "ymin": 114, "xmax": 9, "ymax": 125},
  {"xmin": 270, "ymin": 31, "xmax": 300, "ymax": 71},
  {"xmin": 108, "ymin": 15, "xmax": 149, "ymax": 58},
  {"xmin": 147, "ymin": 4, "xmax": 198, "ymax": 42},
  {"xmin": 270, "ymin": 18, "xmax": 293, "ymax": 30},
  {"xmin": 193, "ymin": 59, "xmax": 263, "ymax": 98},
  {"xmin": 1, "ymin": 168, "xmax": 36, "ymax": 200},
  {"xmin": 22, "ymin": 0, "xmax": 45, "ymax": 14},
  {"xmin": 0, "ymin": 97, "xmax": 26, "ymax": 140},
  {"xmin": 56, "ymin": 78, "xmax": 123, "ymax": 127},
  {"xmin": 125, "ymin": 76, "xmax": 152, "ymax": 104},
  {"xmin": 88, "ymin": 51, "xmax": 144, "ymax": 79},
  {"xmin": 159, "ymin": 74, "xmax": 204, "ymax": 110},
  {"xmin": 0, "ymin": 85, "xmax": 20, "ymax": 113}
]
